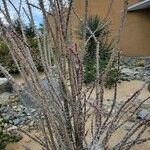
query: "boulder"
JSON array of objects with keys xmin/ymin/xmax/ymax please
[
  {"xmin": 0, "ymin": 78, "xmax": 13, "ymax": 94},
  {"xmin": 121, "ymin": 68, "xmax": 134, "ymax": 76}
]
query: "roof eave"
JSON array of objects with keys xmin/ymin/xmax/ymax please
[{"xmin": 128, "ymin": 0, "xmax": 150, "ymax": 11}]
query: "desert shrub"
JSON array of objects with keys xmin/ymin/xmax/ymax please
[
  {"xmin": 0, "ymin": 20, "xmax": 42, "ymax": 75},
  {"xmin": 77, "ymin": 16, "xmax": 118, "ymax": 87},
  {"xmin": 136, "ymin": 60, "xmax": 145, "ymax": 67},
  {"xmin": 0, "ymin": 40, "xmax": 18, "ymax": 75},
  {"xmin": 105, "ymin": 68, "xmax": 121, "ymax": 89}
]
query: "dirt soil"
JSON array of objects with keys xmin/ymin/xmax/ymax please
[{"xmin": 6, "ymin": 80, "xmax": 150, "ymax": 150}]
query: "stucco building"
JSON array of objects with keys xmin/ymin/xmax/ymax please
[{"xmin": 72, "ymin": 0, "xmax": 150, "ymax": 56}]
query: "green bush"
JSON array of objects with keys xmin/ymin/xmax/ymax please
[
  {"xmin": 77, "ymin": 16, "xmax": 119, "ymax": 88},
  {"xmin": 0, "ymin": 40, "xmax": 18, "ymax": 75},
  {"xmin": 105, "ymin": 68, "xmax": 121, "ymax": 89},
  {"xmin": 0, "ymin": 20, "xmax": 43, "ymax": 75}
]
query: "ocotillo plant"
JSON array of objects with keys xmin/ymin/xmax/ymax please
[{"xmin": 0, "ymin": 0, "xmax": 150, "ymax": 150}]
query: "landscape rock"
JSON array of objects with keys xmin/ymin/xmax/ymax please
[
  {"xmin": 29, "ymin": 120, "xmax": 34, "ymax": 127},
  {"xmin": 0, "ymin": 78, "xmax": 13, "ymax": 94},
  {"xmin": 7, "ymin": 126, "xmax": 18, "ymax": 131},
  {"xmin": 137, "ymin": 110, "xmax": 149, "ymax": 120},
  {"xmin": 13, "ymin": 118, "xmax": 21, "ymax": 126},
  {"xmin": 0, "ymin": 100, "xmax": 39, "ymax": 131},
  {"xmin": 0, "ymin": 92, "xmax": 10, "ymax": 105},
  {"xmin": 9, "ymin": 94, "xmax": 18, "ymax": 99},
  {"xmin": 9, "ymin": 96, "xmax": 20, "ymax": 103},
  {"xmin": 3, "ymin": 105, "xmax": 11, "ymax": 113},
  {"xmin": 121, "ymin": 68, "xmax": 134, "ymax": 76},
  {"xmin": 3, "ymin": 115, "xmax": 11, "ymax": 122},
  {"xmin": 120, "ymin": 57, "xmax": 150, "ymax": 82},
  {"xmin": 14, "ymin": 132, "xmax": 23, "ymax": 142},
  {"xmin": 30, "ymin": 108, "xmax": 36, "ymax": 113},
  {"xmin": 0, "ymin": 106, "xmax": 5, "ymax": 112}
]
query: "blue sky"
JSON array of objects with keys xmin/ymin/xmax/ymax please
[
  {"xmin": 0, "ymin": 0, "xmax": 69, "ymax": 26},
  {"xmin": 0, "ymin": 0, "xmax": 46, "ymax": 26}
]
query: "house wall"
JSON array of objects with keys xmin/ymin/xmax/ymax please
[
  {"xmin": 72, "ymin": 0, "xmax": 150, "ymax": 56},
  {"xmin": 122, "ymin": 9, "xmax": 150, "ymax": 56}
]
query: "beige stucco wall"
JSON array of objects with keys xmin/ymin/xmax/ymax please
[
  {"xmin": 72, "ymin": 0, "xmax": 150, "ymax": 56},
  {"xmin": 122, "ymin": 9, "xmax": 150, "ymax": 56}
]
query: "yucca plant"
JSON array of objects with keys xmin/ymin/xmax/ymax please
[
  {"xmin": 77, "ymin": 16, "xmax": 110, "ymax": 58},
  {"xmin": 77, "ymin": 16, "xmax": 117, "ymax": 86}
]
